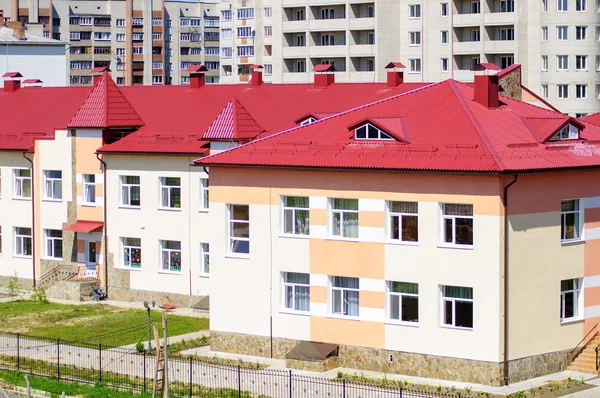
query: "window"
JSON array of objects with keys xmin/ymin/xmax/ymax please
[
  {"xmin": 282, "ymin": 196, "xmax": 309, "ymax": 236},
  {"xmin": 576, "ymin": 0, "xmax": 587, "ymax": 11},
  {"xmin": 13, "ymin": 169, "xmax": 31, "ymax": 198},
  {"xmin": 441, "ymin": 2, "xmax": 449, "ymax": 16},
  {"xmin": 542, "ymin": 55, "xmax": 548, "ymax": 71},
  {"xmin": 388, "ymin": 201, "xmax": 418, "ymax": 243},
  {"xmin": 500, "ymin": 0, "xmax": 515, "ymax": 12},
  {"xmin": 80, "ymin": 17, "xmax": 92, "ymax": 26},
  {"xmin": 265, "ymin": 64, "xmax": 273, "ymax": 76},
  {"xmin": 471, "ymin": 0, "xmax": 481, "ymax": 13},
  {"xmin": 320, "ymin": 34, "xmax": 335, "ymax": 46},
  {"xmin": 355, "ymin": 123, "xmax": 393, "ymax": 140},
  {"xmin": 152, "ymin": 32, "xmax": 162, "ymax": 41},
  {"xmin": 597, "ymin": 55, "xmax": 600, "ymax": 71},
  {"xmin": 120, "ymin": 176, "xmax": 140, "ymax": 207},
  {"xmin": 598, "ymin": 84, "xmax": 600, "ymax": 99},
  {"xmin": 388, "ymin": 282, "xmax": 419, "ymax": 323},
  {"xmin": 557, "ymin": 26, "xmax": 568, "ymax": 40},
  {"xmin": 159, "ymin": 177, "xmax": 181, "ymax": 209},
  {"xmin": 0, "ymin": 227, "xmax": 2, "ymax": 254},
  {"xmin": 330, "ymin": 199, "xmax": 358, "ymax": 238},
  {"xmin": 132, "ymin": 46, "xmax": 143, "ymax": 55},
  {"xmin": 561, "ymin": 199, "xmax": 582, "ymax": 241},
  {"xmin": 576, "ymin": 26, "xmax": 587, "ymax": 40},
  {"xmin": 264, "ymin": 7, "xmax": 272, "ymax": 18},
  {"xmin": 222, "ymin": 10, "xmax": 232, "ymax": 21},
  {"xmin": 205, "ymin": 47, "xmax": 219, "ymax": 55},
  {"xmin": 470, "ymin": 29, "xmax": 481, "ymax": 42},
  {"xmin": 557, "ymin": 84, "xmax": 569, "ymax": 99},
  {"xmin": 237, "ymin": 8, "xmax": 254, "ymax": 20},
  {"xmin": 561, "ymin": 279, "xmax": 582, "ymax": 321},
  {"xmin": 264, "ymin": 26, "xmax": 272, "ymax": 37},
  {"xmin": 300, "ymin": 117, "xmax": 316, "ymax": 126},
  {"xmin": 331, "ymin": 276, "xmax": 359, "ymax": 317},
  {"xmin": 238, "ymin": 27, "xmax": 253, "ymax": 38},
  {"xmin": 500, "ymin": 56, "xmax": 514, "ymax": 69},
  {"xmin": 229, "ymin": 205, "xmax": 250, "ymax": 255},
  {"xmin": 442, "ymin": 204, "xmax": 473, "ymax": 246},
  {"xmin": 558, "ymin": 0, "xmax": 568, "ymax": 11},
  {"xmin": 189, "ymin": 18, "xmax": 201, "ymax": 27},
  {"xmin": 199, "ymin": 178, "xmax": 209, "ymax": 211},
  {"xmin": 116, "ymin": 19, "xmax": 126, "ymax": 27},
  {"xmin": 409, "ymin": 58, "xmax": 422, "ymax": 73},
  {"xmin": 93, "ymin": 32, "xmax": 111, "ymax": 41},
  {"xmin": 237, "ymin": 46, "xmax": 254, "ymax": 56},
  {"xmin": 44, "ymin": 229, "xmax": 62, "ymax": 259},
  {"xmin": 471, "ymin": 57, "xmax": 481, "ymax": 70},
  {"xmin": 152, "ymin": 62, "xmax": 163, "ymax": 70},
  {"xmin": 320, "ymin": 8, "xmax": 335, "ymax": 19},
  {"xmin": 499, "ymin": 28, "xmax": 514, "ymax": 40},
  {"xmin": 15, "ymin": 227, "xmax": 32, "ymax": 257},
  {"xmin": 557, "ymin": 55, "xmax": 569, "ymax": 70},
  {"xmin": 43, "ymin": 170, "xmax": 62, "ymax": 200},
  {"xmin": 180, "ymin": 33, "xmax": 190, "ymax": 41},
  {"xmin": 576, "ymin": 55, "xmax": 588, "ymax": 70},
  {"xmin": 152, "ymin": 18, "xmax": 162, "ymax": 26},
  {"xmin": 282, "ymin": 272, "xmax": 310, "ymax": 312},
  {"xmin": 441, "ymin": 30, "xmax": 449, "ymax": 44},
  {"xmin": 160, "ymin": 240, "xmax": 181, "ymax": 272},
  {"xmin": 222, "ymin": 47, "xmax": 232, "ymax": 58},
  {"xmin": 441, "ymin": 58, "xmax": 450, "ymax": 72},
  {"xmin": 409, "ymin": 31, "xmax": 421, "ymax": 46},
  {"xmin": 409, "ymin": 4, "xmax": 421, "ymax": 18},
  {"xmin": 367, "ymin": 32, "xmax": 375, "ymax": 44},
  {"xmin": 576, "ymin": 84, "xmax": 588, "ymax": 98},
  {"xmin": 542, "ymin": 84, "xmax": 549, "ymax": 98},
  {"xmin": 296, "ymin": 9, "xmax": 306, "ymax": 21},
  {"xmin": 441, "ymin": 286, "xmax": 473, "ymax": 328},
  {"xmin": 542, "ymin": 0, "xmax": 548, "ymax": 11},
  {"xmin": 120, "ymin": 237, "xmax": 141, "ymax": 269},
  {"xmin": 296, "ymin": 60, "xmax": 306, "ymax": 73},
  {"xmin": 368, "ymin": 6, "xmax": 375, "ymax": 17},
  {"xmin": 542, "ymin": 26, "xmax": 548, "ymax": 41},
  {"xmin": 82, "ymin": 174, "xmax": 95, "ymax": 204}
]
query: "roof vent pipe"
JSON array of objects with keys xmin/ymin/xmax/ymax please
[
  {"xmin": 2, "ymin": 71, "xmax": 23, "ymax": 92},
  {"xmin": 472, "ymin": 63, "xmax": 501, "ymax": 108},
  {"xmin": 186, "ymin": 64, "xmax": 208, "ymax": 89},
  {"xmin": 249, "ymin": 64, "xmax": 264, "ymax": 87},
  {"xmin": 313, "ymin": 64, "xmax": 336, "ymax": 88},
  {"xmin": 384, "ymin": 62, "xmax": 406, "ymax": 88}
]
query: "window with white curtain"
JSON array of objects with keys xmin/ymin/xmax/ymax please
[
  {"xmin": 200, "ymin": 243, "xmax": 210, "ymax": 275},
  {"xmin": 229, "ymin": 205, "xmax": 250, "ymax": 255},
  {"xmin": 159, "ymin": 177, "xmax": 181, "ymax": 209},
  {"xmin": 43, "ymin": 170, "xmax": 62, "ymax": 200},
  {"xmin": 282, "ymin": 272, "xmax": 310, "ymax": 312},
  {"xmin": 122, "ymin": 237, "xmax": 142, "ymax": 269},
  {"xmin": 121, "ymin": 176, "xmax": 140, "ymax": 207},
  {"xmin": 329, "ymin": 199, "xmax": 358, "ymax": 238},
  {"xmin": 13, "ymin": 169, "xmax": 31, "ymax": 199},
  {"xmin": 441, "ymin": 204, "xmax": 473, "ymax": 246},
  {"xmin": 561, "ymin": 199, "xmax": 583, "ymax": 241},
  {"xmin": 199, "ymin": 178, "xmax": 209, "ymax": 211},
  {"xmin": 44, "ymin": 229, "xmax": 63, "ymax": 259},
  {"xmin": 330, "ymin": 276, "xmax": 359, "ymax": 317},
  {"xmin": 160, "ymin": 240, "xmax": 181, "ymax": 272},
  {"xmin": 388, "ymin": 201, "xmax": 418, "ymax": 242},
  {"xmin": 282, "ymin": 196, "xmax": 309, "ymax": 235},
  {"xmin": 561, "ymin": 279, "xmax": 582, "ymax": 322},
  {"xmin": 14, "ymin": 227, "xmax": 32, "ymax": 257},
  {"xmin": 441, "ymin": 285, "xmax": 473, "ymax": 329},
  {"xmin": 388, "ymin": 281, "xmax": 419, "ymax": 323}
]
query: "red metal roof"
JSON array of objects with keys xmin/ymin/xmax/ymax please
[
  {"xmin": 385, "ymin": 62, "xmax": 407, "ymax": 69},
  {"xmin": 202, "ymin": 98, "xmax": 264, "ymax": 140},
  {"xmin": 249, "ymin": 64, "xmax": 263, "ymax": 69},
  {"xmin": 91, "ymin": 67, "xmax": 110, "ymax": 73},
  {"xmin": 195, "ymin": 80, "xmax": 600, "ymax": 173},
  {"xmin": 68, "ymin": 72, "xmax": 144, "ymax": 129},
  {"xmin": 497, "ymin": 64, "xmax": 520, "ymax": 78},
  {"xmin": 22, "ymin": 79, "xmax": 42, "ymax": 84},
  {"xmin": 580, "ymin": 112, "xmax": 600, "ymax": 127},
  {"xmin": 2, "ymin": 72, "xmax": 22, "ymax": 78},
  {"xmin": 313, "ymin": 64, "xmax": 336, "ymax": 72},
  {"xmin": 63, "ymin": 220, "xmax": 104, "ymax": 233},
  {"xmin": 186, "ymin": 64, "xmax": 208, "ymax": 73},
  {"xmin": 472, "ymin": 63, "xmax": 502, "ymax": 71}
]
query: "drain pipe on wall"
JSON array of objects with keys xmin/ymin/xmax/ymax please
[
  {"xmin": 95, "ymin": 153, "xmax": 109, "ymax": 298},
  {"xmin": 503, "ymin": 175, "xmax": 518, "ymax": 386},
  {"xmin": 22, "ymin": 152, "xmax": 36, "ymax": 288}
]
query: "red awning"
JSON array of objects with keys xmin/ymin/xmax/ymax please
[{"xmin": 63, "ymin": 220, "xmax": 104, "ymax": 233}]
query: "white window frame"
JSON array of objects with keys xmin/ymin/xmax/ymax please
[
  {"xmin": 228, "ymin": 205, "xmax": 250, "ymax": 256},
  {"xmin": 441, "ymin": 203, "xmax": 474, "ymax": 247},
  {"xmin": 576, "ymin": 55, "xmax": 588, "ymax": 70},
  {"xmin": 441, "ymin": 30, "xmax": 449, "ymax": 44},
  {"xmin": 409, "ymin": 58, "xmax": 422, "ymax": 73},
  {"xmin": 121, "ymin": 237, "xmax": 141, "ymax": 269},
  {"xmin": 355, "ymin": 123, "xmax": 393, "ymax": 140},
  {"xmin": 116, "ymin": 19, "xmax": 126, "ymax": 27},
  {"xmin": 561, "ymin": 199, "xmax": 583, "ymax": 242},
  {"xmin": 471, "ymin": 0, "xmax": 481, "ymax": 13},
  {"xmin": 329, "ymin": 198, "xmax": 359, "ymax": 239},
  {"xmin": 14, "ymin": 227, "xmax": 32, "ymax": 257},
  {"xmin": 330, "ymin": 276, "xmax": 359, "ymax": 318},
  {"xmin": 282, "ymin": 196, "xmax": 310, "ymax": 236},
  {"xmin": 557, "ymin": 26, "xmax": 568, "ymax": 41},
  {"xmin": 441, "ymin": 58, "xmax": 450, "ymax": 72},
  {"xmin": 576, "ymin": 26, "xmax": 588, "ymax": 40},
  {"xmin": 83, "ymin": 174, "xmax": 96, "ymax": 204},
  {"xmin": 576, "ymin": 84, "xmax": 588, "ymax": 99},
  {"xmin": 558, "ymin": 0, "xmax": 568, "ymax": 11},
  {"xmin": 441, "ymin": 286, "xmax": 474, "ymax": 329},
  {"xmin": 408, "ymin": 4, "xmax": 421, "ymax": 18},
  {"xmin": 281, "ymin": 272, "xmax": 310, "ymax": 313},
  {"xmin": 200, "ymin": 243, "xmax": 210, "ymax": 276},
  {"xmin": 44, "ymin": 229, "xmax": 62, "ymax": 260},
  {"xmin": 199, "ymin": 178, "xmax": 209, "ymax": 211},
  {"xmin": 409, "ymin": 31, "xmax": 421, "ymax": 46},
  {"xmin": 541, "ymin": 55, "xmax": 548, "ymax": 71},
  {"xmin": 560, "ymin": 278, "xmax": 583, "ymax": 323},
  {"xmin": 542, "ymin": 84, "xmax": 549, "ymax": 98},
  {"xmin": 387, "ymin": 201, "xmax": 419, "ymax": 244},
  {"xmin": 42, "ymin": 170, "xmax": 62, "ymax": 201},
  {"xmin": 160, "ymin": 240, "xmax": 181, "ymax": 273},
  {"xmin": 13, "ymin": 168, "xmax": 31, "ymax": 199},
  {"xmin": 441, "ymin": 2, "xmax": 449, "ymax": 16},
  {"xmin": 557, "ymin": 84, "xmax": 569, "ymax": 99},
  {"xmin": 576, "ymin": 0, "xmax": 587, "ymax": 11},
  {"xmin": 542, "ymin": 26, "xmax": 548, "ymax": 41},
  {"xmin": 120, "ymin": 175, "xmax": 140, "ymax": 207},
  {"xmin": 159, "ymin": 177, "xmax": 181, "ymax": 209},
  {"xmin": 387, "ymin": 281, "xmax": 419, "ymax": 325},
  {"xmin": 557, "ymin": 55, "xmax": 569, "ymax": 71}
]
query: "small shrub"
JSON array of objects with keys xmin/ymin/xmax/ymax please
[
  {"xmin": 464, "ymin": 386, "xmax": 472, "ymax": 396},
  {"xmin": 422, "ymin": 384, "xmax": 429, "ymax": 392},
  {"xmin": 580, "ymin": 376, "xmax": 586, "ymax": 385},
  {"xmin": 7, "ymin": 272, "xmax": 20, "ymax": 296},
  {"xmin": 565, "ymin": 379, "xmax": 571, "ymax": 388},
  {"xmin": 437, "ymin": 385, "xmax": 442, "ymax": 392},
  {"xmin": 336, "ymin": 371, "xmax": 344, "ymax": 380},
  {"xmin": 529, "ymin": 387, "xmax": 536, "ymax": 396},
  {"xmin": 553, "ymin": 383, "xmax": 560, "ymax": 391},
  {"xmin": 135, "ymin": 342, "xmax": 145, "ymax": 353},
  {"xmin": 31, "ymin": 287, "xmax": 49, "ymax": 304}
]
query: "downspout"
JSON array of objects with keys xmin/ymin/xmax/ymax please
[
  {"xmin": 22, "ymin": 152, "xmax": 36, "ymax": 288},
  {"xmin": 95, "ymin": 152, "xmax": 108, "ymax": 298},
  {"xmin": 502, "ymin": 174, "xmax": 518, "ymax": 386}
]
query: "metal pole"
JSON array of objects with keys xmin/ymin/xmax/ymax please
[
  {"xmin": 99, "ymin": 344, "xmax": 103, "ymax": 383},
  {"xmin": 147, "ymin": 307, "xmax": 152, "ymax": 351},
  {"xmin": 189, "ymin": 357, "xmax": 193, "ymax": 398},
  {"xmin": 162, "ymin": 313, "xmax": 168, "ymax": 398},
  {"xmin": 57, "ymin": 338, "xmax": 60, "ymax": 381},
  {"xmin": 289, "ymin": 369, "xmax": 292, "ymax": 398},
  {"xmin": 143, "ymin": 350, "xmax": 147, "ymax": 394},
  {"xmin": 16, "ymin": 334, "xmax": 20, "ymax": 371},
  {"xmin": 342, "ymin": 380, "xmax": 346, "ymax": 398},
  {"xmin": 237, "ymin": 365, "xmax": 241, "ymax": 398}
]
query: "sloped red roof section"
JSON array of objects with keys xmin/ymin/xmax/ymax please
[
  {"xmin": 580, "ymin": 112, "xmax": 600, "ymax": 127},
  {"xmin": 68, "ymin": 72, "xmax": 144, "ymax": 128},
  {"xmin": 2, "ymin": 72, "xmax": 23, "ymax": 78},
  {"xmin": 203, "ymin": 98, "xmax": 263, "ymax": 140},
  {"xmin": 313, "ymin": 64, "xmax": 335, "ymax": 72},
  {"xmin": 204, "ymin": 101, "xmax": 234, "ymax": 139},
  {"xmin": 385, "ymin": 62, "xmax": 407, "ymax": 69}
]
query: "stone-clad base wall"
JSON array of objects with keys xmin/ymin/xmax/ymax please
[
  {"xmin": 109, "ymin": 286, "xmax": 205, "ymax": 309},
  {"xmin": 0, "ymin": 276, "xmax": 33, "ymax": 291},
  {"xmin": 211, "ymin": 331, "xmax": 571, "ymax": 386}
]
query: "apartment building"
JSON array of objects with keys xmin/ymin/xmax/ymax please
[
  {"xmin": 0, "ymin": 0, "xmax": 221, "ymax": 86},
  {"xmin": 220, "ymin": 0, "xmax": 599, "ymax": 117},
  {"xmin": 197, "ymin": 72, "xmax": 600, "ymax": 385}
]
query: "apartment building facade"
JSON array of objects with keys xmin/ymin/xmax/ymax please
[
  {"xmin": 220, "ymin": 0, "xmax": 600, "ymax": 117},
  {"xmin": 197, "ymin": 75, "xmax": 600, "ymax": 385},
  {"xmin": 0, "ymin": 0, "xmax": 221, "ymax": 86}
]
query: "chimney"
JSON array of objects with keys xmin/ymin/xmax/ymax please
[
  {"xmin": 2, "ymin": 71, "xmax": 23, "ymax": 92},
  {"xmin": 91, "ymin": 66, "xmax": 111, "ymax": 85},
  {"xmin": 313, "ymin": 64, "xmax": 336, "ymax": 88},
  {"xmin": 186, "ymin": 64, "xmax": 208, "ymax": 89},
  {"xmin": 249, "ymin": 64, "xmax": 263, "ymax": 87},
  {"xmin": 22, "ymin": 78, "xmax": 43, "ymax": 87},
  {"xmin": 384, "ymin": 62, "xmax": 406, "ymax": 88},
  {"xmin": 472, "ymin": 63, "xmax": 502, "ymax": 108}
]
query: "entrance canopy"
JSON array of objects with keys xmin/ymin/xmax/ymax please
[{"xmin": 63, "ymin": 220, "xmax": 104, "ymax": 233}]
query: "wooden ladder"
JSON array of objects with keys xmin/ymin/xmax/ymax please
[{"xmin": 152, "ymin": 325, "xmax": 165, "ymax": 398}]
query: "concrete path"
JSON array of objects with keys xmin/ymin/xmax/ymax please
[{"xmin": 120, "ymin": 330, "xmax": 210, "ymax": 350}]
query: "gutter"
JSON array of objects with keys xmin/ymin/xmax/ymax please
[
  {"xmin": 502, "ymin": 175, "xmax": 518, "ymax": 385},
  {"xmin": 22, "ymin": 152, "xmax": 36, "ymax": 288},
  {"xmin": 95, "ymin": 152, "xmax": 109, "ymax": 298}
]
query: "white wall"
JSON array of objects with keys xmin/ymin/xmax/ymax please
[{"xmin": 0, "ymin": 45, "xmax": 67, "ymax": 87}]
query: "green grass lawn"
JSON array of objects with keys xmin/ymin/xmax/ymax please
[{"xmin": 0, "ymin": 300, "xmax": 209, "ymax": 347}]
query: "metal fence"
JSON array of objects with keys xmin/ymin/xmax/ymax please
[{"xmin": 0, "ymin": 332, "xmax": 457, "ymax": 398}]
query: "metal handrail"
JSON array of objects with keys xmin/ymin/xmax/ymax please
[{"xmin": 570, "ymin": 323, "xmax": 598, "ymax": 356}]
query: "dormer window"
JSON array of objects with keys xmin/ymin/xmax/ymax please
[
  {"xmin": 549, "ymin": 124, "xmax": 579, "ymax": 141},
  {"xmin": 355, "ymin": 123, "xmax": 394, "ymax": 140},
  {"xmin": 300, "ymin": 117, "xmax": 316, "ymax": 126}
]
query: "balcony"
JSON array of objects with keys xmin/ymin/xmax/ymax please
[
  {"xmin": 283, "ymin": 46, "xmax": 308, "ymax": 58},
  {"xmin": 349, "ymin": 44, "xmax": 374, "ymax": 57},
  {"xmin": 282, "ymin": 20, "xmax": 308, "ymax": 33},
  {"xmin": 484, "ymin": 12, "xmax": 516, "ymax": 26},
  {"xmin": 454, "ymin": 70, "xmax": 475, "ymax": 82},
  {"xmin": 453, "ymin": 13, "xmax": 481, "ymax": 27},
  {"xmin": 453, "ymin": 41, "xmax": 482, "ymax": 55},
  {"xmin": 348, "ymin": 17, "xmax": 374, "ymax": 30},
  {"xmin": 309, "ymin": 45, "xmax": 347, "ymax": 58},
  {"xmin": 282, "ymin": 0, "xmax": 307, "ymax": 7},
  {"xmin": 484, "ymin": 40, "xmax": 516, "ymax": 54},
  {"xmin": 309, "ymin": 18, "xmax": 346, "ymax": 31}
]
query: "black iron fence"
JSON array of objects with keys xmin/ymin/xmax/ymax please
[{"xmin": 0, "ymin": 332, "xmax": 457, "ymax": 398}]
